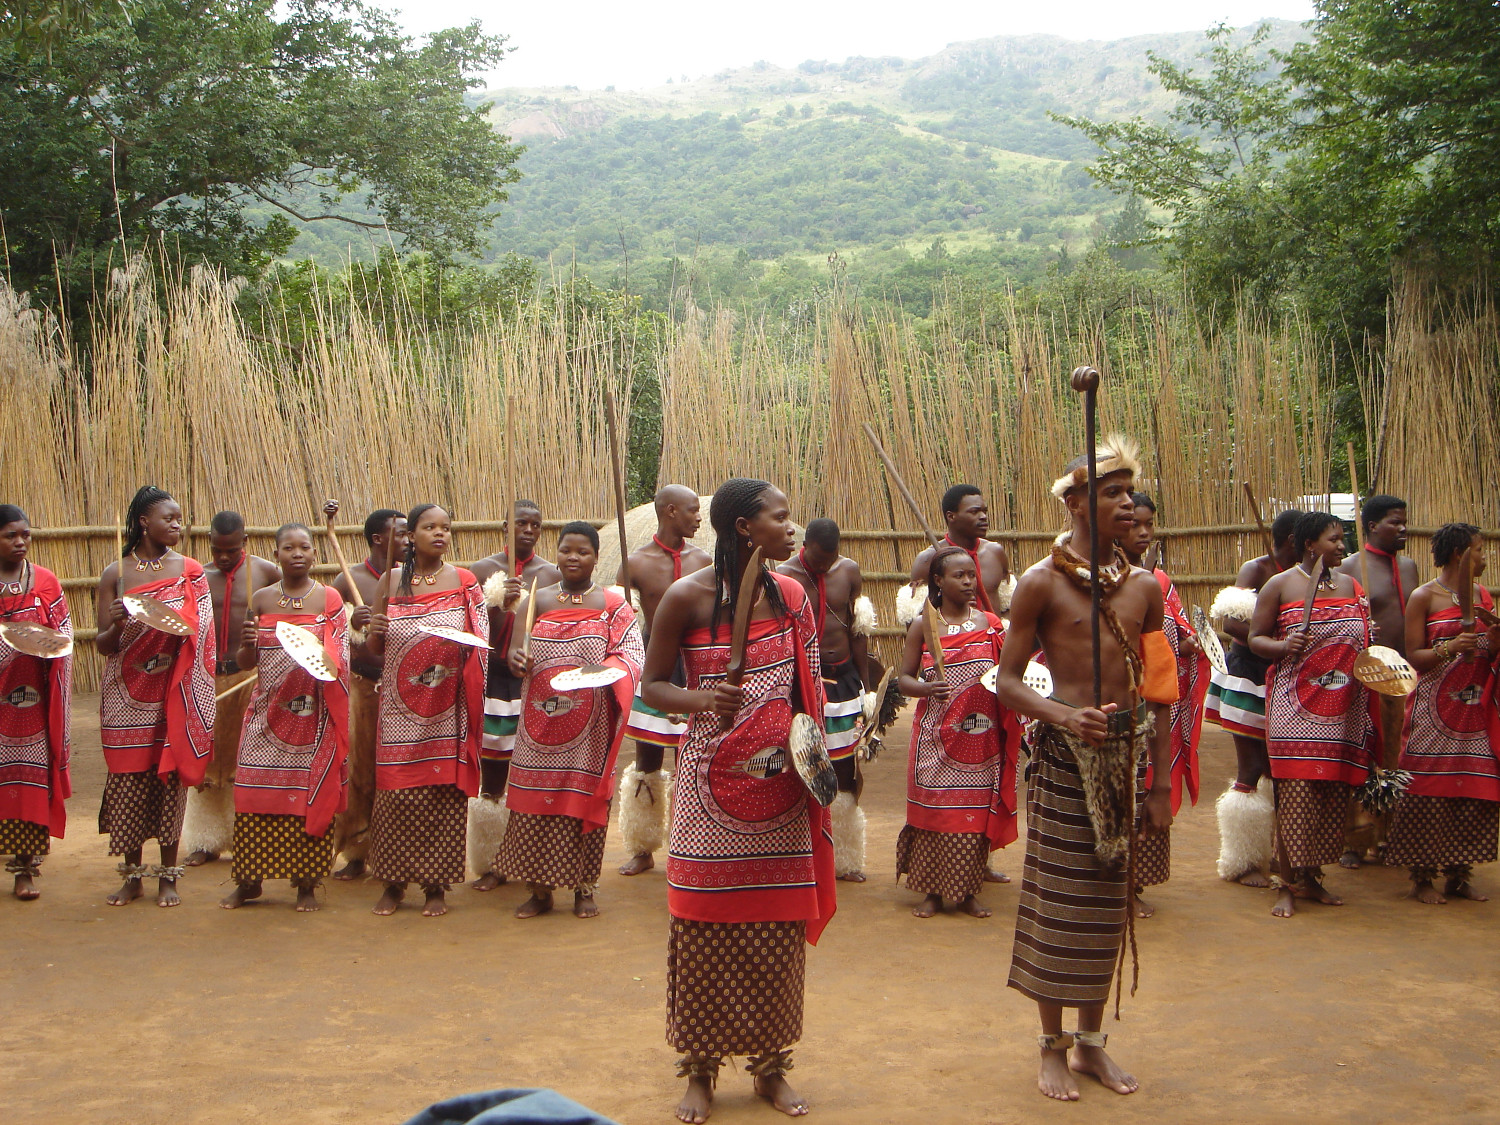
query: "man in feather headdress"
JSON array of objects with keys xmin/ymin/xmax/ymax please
[{"xmin": 996, "ymin": 436, "xmax": 1177, "ymax": 1102}]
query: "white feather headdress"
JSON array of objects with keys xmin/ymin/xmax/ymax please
[{"xmin": 1050, "ymin": 433, "xmax": 1142, "ymax": 502}]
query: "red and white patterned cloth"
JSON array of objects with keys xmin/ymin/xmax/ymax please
[
  {"xmin": 0, "ymin": 565, "xmax": 71, "ymax": 837},
  {"xmin": 1153, "ymin": 569, "xmax": 1209, "ymax": 814},
  {"xmin": 100, "ymin": 561, "xmax": 216, "ymax": 787}
]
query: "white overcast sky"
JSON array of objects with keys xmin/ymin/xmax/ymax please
[{"xmin": 396, "ymin": 1, "xmax": 1318, "ymax": 90}]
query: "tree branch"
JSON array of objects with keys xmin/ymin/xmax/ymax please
[{"xmin": 245, "ymin": 185, "xmax": 391, "ymax": 230}]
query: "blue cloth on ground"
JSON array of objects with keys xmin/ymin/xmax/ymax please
[{"xmin": 401, "ymin": 1088, "xmax": 617, "ymax": 1125}]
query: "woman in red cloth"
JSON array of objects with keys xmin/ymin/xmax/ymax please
[
  {"xmin": 94, "ymin": 485, "xmax": 215, "ymax": 908},
  {"xmin": 643, "ymin": 478, "xmax": 834, "ymax": 1124},
  {"xmin": 0, "ymin": 505, "xmax": 72, "ymax": 901},
  {"xmin": 364, "ymin": 503, "xmax": 486, "ymax": 918},
  {"xmin": 497, "ymin": 521, "xmax": 643, "ymax": 919},
  {"xmin": 1250, "ymin": 510, "xmax": 1377, "ymax": 919},
  {"xmin": 1386, "ymin": 522, "xmax": 1500, "ymax": 903},
  {"xmin": 220, "ymin": 523, "xmax": 349, "ymax": 912},
  {"xmin": 896, "ymin": 545, "xmax": 1019, "ymax": 919}
]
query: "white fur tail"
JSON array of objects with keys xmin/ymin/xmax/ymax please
[
  {"xmin": 466, "ymin": 795, "xmax": 510, "ymax": 878},
  {"xmin": 1215, "ymin": 777, "xmax": 1274, "ymax": 880},
  {"xmin": 830, "ymin": 791, "xmax": 866, "ymax": 876},
  {"xmin": 482, "ymin": 569, "xmax": 511, "ymax": 608},
  {"xmin": 618, "ymin": 764, "xmax": 670, "ymax": 857},
  {"xmin": 181, "ymin": 784, "xmax": 235, "ymax": 856},
  {"xmin": 896, "ymin": 584, "xmax": 926, "ymax": 627}
]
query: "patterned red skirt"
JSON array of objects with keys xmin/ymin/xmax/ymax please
[
  {"xmin": 368, "ymin": 784, "xmax": 467, "ymax": 886},
  {"xmin": 0, "ymin": 819, "xmax": 49, "ymax": 856},
  {"xmin": 496, "ymin": 811, "xmax": 606, "ymax": 890},
  {"xmin": 666, "ymin": 917, "xmax": 805, "ymax": 1057},
  {"xmin": 231, "ymin": 813, "xmax": 335, "ymax": 883},
  {"xmin": 895, "ymin": 825, "xmax": 987, "ymax": 900},
  {"xmin": 1275, "ymin": 777, "xmax": 1349, "ymax": 869},
  {"xmin": 98, "ymin": 771, "xmax": 185, "ymax": 854},
  {"xmin": 1385, "ymin": 794, "xmax": 1498, "ymax": 870}
]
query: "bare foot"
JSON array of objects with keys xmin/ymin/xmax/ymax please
[
  {"xmin": 1271, "ymin": 887, "xmax": 1296, "ymax": 918},
  {"xmin": 13, "ymin": 874, "xmax": 39, "ymax": 901},
  {"xmin": 619, "ymin": 852, "xmax": 654, "ymax": 876},
  {"xmin": 753, "ymin": 1074, "xmax": 809, "ymax": 1117},
  {"xmin": 573, "ymin": 890, "xmax": 599, "ymax": 918},
  {"xmin": 1338, "ymin": 849, "xmax": 1362, "ymax": 869},
  {"xmin": 676, "ymin": 1076, "xmax": 713, "ymax": 1124},
  {"xmin": 1408, "ymin": 879, "xmax": 1446, "ymax": 905},
  {"xmin": 107, "ymin": 877, "xmax": 143, "ymax": 906},
  {"xmin": 219, "ymin": 881, "xmax": 263, "ymax": 909},
  {"xmin": 1237, "ymin": 869, "xmax": 1272, "ymax": 888},
  {"xmin": 957, "ymin": 894, "xmax": 991, "ymax": 918},
  {"xmin": 421, "ymin": 886, "xmax": 449, "ymax": 917},
  {"xmin": 183, "ymin": 849, "xmax": 218, "ymax": 867},
  {"xmin": 1037, "ymin": 1047, "xmax": 1079, "ymax": 1101},
  {"xmin": 372, "ymin": 883, "xmax": 405, "ymax": 915},
  {"xmin": 156, "ymin": 876, "xmax": 181, "ymax": 908},
  {"xmin": 1445, "ymin": 877, "xmax": 1489, "ymax": 902},
  {"xmin": 515, "ymin": 889, "xmax": 553, "ymax": 918},
  {"xmin": 470, "ymin": 871, "xmax": 506, "ymax": 891},
  {"xmin": 1292, "ymin": 877, "xmax": 1342, "ymax": 906},
  {"xmin": 1071, "ymin": 1043, "xmax": 1139, "ymax": 1095},
  {"xmin": 837, "ymin": 870, "xmax": 867, "ymax": 883},
  {"xmin": 984, "ymin": 867, "xmax": 1011, "ymax": 884},
  {"xmin": 1132, "ymin": 891, "xmax": 1156, "ymax": 919},
  {"xmin": 912, "ymin": 893, "xmax": 941, "ymax": 918},
  {"xmin": 332, "ymin": 858, "xmax": 365, "ymax": 881},
  {"xmin": 295, "ymin": 885, "xmax": 320, "ymax": 911}
]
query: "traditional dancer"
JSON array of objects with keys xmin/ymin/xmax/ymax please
[
  {"xmin": 1337, "ymin": 493, "xmax": 1418, "ymax": 866},
  {"xmin": 1119, "ymin": 493, "xmax": 1208, "ymax": 918},
  {"xmin": 496, "ymin": 522, "xmax": 643, "ymax": 918},
  {"xmin": 182, "ymin": 510, "xmax": 279, "ymax": 867},
  {"xmin": 1206, "ymin": 507, "xmax": 1302, "ymax": 887},
  {"xmin": 1385, "ymin": 523, "xmax": 1500, "ymax": 904},
  {"xmin": 778, "ymin": 517, "xmax": 877, "ymax": 882},
  {"xmin": 365, "ymin": 504, "xmax": 486, "ymax": 917},
  {"xmin": 643, "ymin": 478, "xmax": 835, "ymax": 1123},
  {"xmin": 895, "ymin": 546, "xmax": 1018, "ymax": 918},
  {"xmin": 1250, "ymin": 510, "xmax": 1377, "ymax": 919},
  {"xmin": 0, "ymin": 505, "xmax": 71, "ymax": 901},
  {"xmin": 220, "ymin": 523, "xmax": 350, "ymax": 912},
  {"xmin": 906, "ymin": 484, "xmax": 1013, "ymax": 617},
  {"xmin": 468, "ymin": 499, "xmax": 560, "ymax": 891},
  {"xmin": 327, "ymin": 505, "xmax": 405, "ymax": 880},
  {"xmin": 996, "ymin": 434, "xmax": 1176, "ymax": 1102},
  {"xmin": 617, "ymin": 485, "xmax": 709, "ymax": 877},
  {"xmin": 94, "ymin": 485, "xmax": 215, "ymax": 907}
]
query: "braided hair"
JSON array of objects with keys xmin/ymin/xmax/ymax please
[
  {"xmin": 926, "ymin": 545, "xmax": 970, "ymax": 608},
  {"xmin": 123, "ymin": 486, "xmax": 174, "ymax": 557},
  {"xmin": 1432, "ymin": 522, "xmax": 1481, "ymax": 568},
  {"xmin": 709, "ymin": 478, "xmax": 788, "ymax": 641},
  {"xmin": 398, "ymin": 503, "xmax": 441, "ymax": 596}
]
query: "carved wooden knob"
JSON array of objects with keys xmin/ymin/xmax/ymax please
[{"xmin": 1070, "ymin": 365, "xmax": 1100, "ymax": 392}]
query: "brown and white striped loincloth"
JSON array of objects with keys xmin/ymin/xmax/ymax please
[
  {"xmin": 98, "ymin": 771, "xmax": 186, "ymax": 855},
  {"xmin": 895, "ymin": 825, "xmax": 987, "ymax": 901},
  {"xmin": 666, "ymin": 916, "xmax": 805, "ymax": 1057},
  {"xmin": 367, "ymin": 784, "xmax": 467, "ymax": 886},
  {"xmin": 1385, "ymin": 794, "xmax": 1498, "ymax": 870},
  {"xmin": 1274, "ymin": 777, "xmax": 1350, "ymax": 869},
  {"xmin": 496, "ymin": 810, "xmax": 606, "ymax": 890}
]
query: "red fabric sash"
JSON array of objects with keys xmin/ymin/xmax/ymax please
[
  {"xmin": 905, "ymin": 611, "xmax": 1019, "ymax": 848},
  {"xmin": 667, "ymin": 572, "xmax": 837, "ymax": 944},
  {"xmin": 217, "ymin": 554, "xmax": 246, "ymax": 659},
  {"xmin": 796, "ymin": 548, "xmax": 827, "ymax": 636},
  {"xmin": 375, "ymin": 571, "xmax": 487, "ymax": 796},
  {"xmin": 1403, "ymin": 590, "xmax": 1500, "ymax": 801},
  {"xmin": 944, "ymin": 534, "xmax": 994, "ymax": 614},
  {"xmin": 1152, "ymin": 569, "xmax": 1209, "ymax": 812},
  {"xmin": 0, "ymin": 567, "xmax": 72, "ymax": 835},
  {"xmin": 233, "ymin": 592, "xmax": 351, "ymax": 836},
  {"xmin": 654, "ymin": 535, "xmax": 684, "ymax": 581},
  {"xmin": 1364, "ymin": 544, "xmax": 1408, "ymax": 611},
  {"xmin": 506, "ymin": 592, "xmax": 643, "ymax": 832},
  {"xmin": 100, "ymin": 560, "xmax": 216, "ymax": 786}
]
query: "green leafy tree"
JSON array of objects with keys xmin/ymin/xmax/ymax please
[{"xmin": 0, "ymin": 0, "xmax": 521, "ymax": 306}]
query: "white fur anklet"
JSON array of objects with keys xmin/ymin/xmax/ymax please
[
  {"xmin": 618, "ymin": 764, "xmax": 670, "ymax": 857},
  {"xmin": 466, "ymin": 795, "xmax": 511, "ymax": 878}
]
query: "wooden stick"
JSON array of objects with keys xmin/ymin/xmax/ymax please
[
  {"xmin": 720, "ymin": 546, "xmax": 764, "ymax": 731},
  {"xmin": 216, "ymin": 673, "xmax": 257, "ymax": 703},
  {"xmin": 604, "ymin": 389, "xmax": 631, "ymax": 598},
  {"xmin": 115, "ymin": 513, "xmax": 124, "ymax": 602},
  {"xmin": 1347, "ymin": 442, "xmax": 1371, "ymax": 599},
  {"xmin": 862, "ymin": 423, "xmax": 941, "ymax": 549},
  {"xmin": 1242, "ymin": 481, "xmax": 1276, "ymax": 560},
  {"xmin": 923, "ymin": 601, "xmax": 947, "ymax": 678},
  {"xmin": 1300, "ymin": 556, "xmax": 1325, "ymax": 633},
  {"xmin": 1071, "ymin": 366, "xmax": 1103, "ymax": 707},
  {"xmin": 521, "ymin": 576, "xmax": 539, "ymax": 659},
  {"xmin": 323, "ymin": 503, "xmax": 364, "ymax": 608},
  {"xmin": 505, "ymin": 393, "xmax": 518, "ymax": 575},
  {"xmin": 375, "ymin": 513, "xmax": 399, "ymax": 616}
]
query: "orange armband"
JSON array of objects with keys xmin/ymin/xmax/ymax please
[{"xmin": 1139, "ymin": 630, "xmax": 1180, "ymax": 704}]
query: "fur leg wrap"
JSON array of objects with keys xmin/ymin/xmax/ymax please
[
  {"xmin": 829, "ymin": 791, "xmax": 866, "ymax": 876},
  {"xmin": 896, "ymin": 584, "xmax": 926, "ymax": 627},
  {"xmin": 850, "ymin": 595, "xmax": 877, "ymax": 637},
  {"xmin": 995, "ymin": 573, "xmax": 1017, "ymax": 614},
  {"xmin": 482, "ymin": 570, "xmax": 511, "ymax": 608},
  {"xmin": 181, "ymin": 783, "xmax": 235, "ymax": 856},
  {"xmin": 1214, "ymin": 777, "xmax": 1274, "ymax": 880},
  {"xmin": 466, "ymin": 795, "xmax": 511, "ymax": 878},
  {"xmin": 617, "ymin": 764, "xmax": 670, "ymax": 856},
  {"xmin": 1210, "ymin": 585, "xmax": 1258, "ymax": 624}
]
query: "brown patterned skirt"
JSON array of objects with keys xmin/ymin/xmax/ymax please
[
  {"xmin": 496, "ymin": 810, "xmax": 606, "ymax": 890},
  {"xmin": 230, "ymin": 813, "xmax": 335, "ymax": 883},
  {"xmin": 367, "ymin": 784, "xmax": 467, "ymax": 886},
  {"xmin": 666, "ymin": 916, "xmax": 806, "ymax": 1057},
  {"xmin": 98, "ymin": 771, "xmax": 186, "ymax": 855},
  {"xmin": 0, "ymin": 818, "xmax": 49, "ymax": 857},
  {"xmin": 1133, "ymin": 828, "xmax": 1170, "ymax": 889},
  {"xmin": 1275, "ymin": 777, "xmax": 1350, "ymax": 870},
  {"xmin": 332, "ymin": 672, "xmax": 379, "ymax": 864},
  {"xmin": 895, "ymin": 825, "xmax": 987, "ymax": 900},
  {"xmin": 1385, "ymin": 795, "xmax": 1499, "ymax": 870}
]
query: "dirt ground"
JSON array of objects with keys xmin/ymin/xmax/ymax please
[{"xmin": 5, "ymin": 696, "xmax": 1499, "ymax": 1125}]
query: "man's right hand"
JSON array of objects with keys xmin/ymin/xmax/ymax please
[
  {"xmin": 502, "ymin": 574, "xmax": 522, "ymax": 612},
  {"xmin": 350, "ymin": 605, "xmax": 372, "ymax": 631},
  {"xmin": 1063, "ymin": 703, "xmax": 1118, "ymax": 746}
]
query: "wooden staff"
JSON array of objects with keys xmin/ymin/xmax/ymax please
[
  {"xmin": 862, "ymin": 423, "xmax": 941, "ymax": 550},
  {"xmin": 1299, "ymin": 557, "xmax": 1325, "ymax": 634},
  {"xmin": 1346, "ymin": 442, "xmax": 1371, "ymax": 600},
  {"xmin": 216, "ymin": 674, "xmax": 256, "ymax": 703},
  {"xmin": 1242, "ymin": 481, "xmax": 1276, "ymax": 560},
  {"xmin": 505, "ymin": 393, "xmax": 518, "ymax": 575},
  {"xmin": 922, "ymin": 600, "xmax": 947, "ymax": 679},
  {"xmin": 323, "ymin": 502, "xmax": 364, "ymax": 608},
  {"xmin": 720, "ymin": 546, "xmax": 764, "ymax": 731},
  {"xmin": 115, "ymin": 513, "xmax": 124, "ymax": 602},
  {"xmin": 375, "ymin": 512, "xmax": 399, "ymax": 616},
  {"xmin": 604, "ymin": 389, "xmax": 631, "ymax": 598},
  {"xmin": 1071, "ymin": 366, "xmax": 1103, "ymax": 707},
  {"xmin": 520, "ymin": 576, "xmax": 539, "ymax": 659}
]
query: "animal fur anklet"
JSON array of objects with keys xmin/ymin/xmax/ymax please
[
  {"xmin": 745, "ymin": 1049, "xmax": 794, "ymax": 1078},
  {"xmin": 676, "ymin": 1056, "xmax": 721, "ymax": 1087}
]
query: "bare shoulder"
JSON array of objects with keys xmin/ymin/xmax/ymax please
[
  {"xmin": 1012, "ymin": 560, "xmax": 1057, "ymax": 602},
  {"xmin": 833, "ymin": 555, "xmax": 862, "ymax": 579},
  {"xmin": 1236, "ymin": 557, "xmax": 1266, "ymax": 588},
  {"xmin": 682, "ymin": 544, "xmax": 712, "ymax": 566}
]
